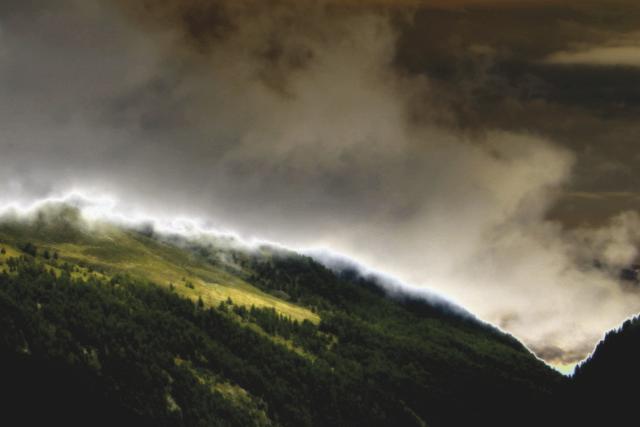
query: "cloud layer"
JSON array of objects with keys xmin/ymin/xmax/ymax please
[{"xmin": 2, "ymin": 0, "xmax": 640, "ymax": 365}]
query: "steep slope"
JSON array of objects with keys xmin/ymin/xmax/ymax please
[
  {"xmin": 0, "ymin": 204, "xmax": 318, "ymax": 323},
  {"xmin": 571, "ymin": 316, "xmax": 640, "ymax": 425},
  {"xmin": 0, "ymin": 204, "xmax": 566, "ymax": 426}
]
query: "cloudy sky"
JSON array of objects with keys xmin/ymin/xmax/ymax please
[{"xmin": 2, "ymin": 0, "xmax": 640, "ymax": 368}]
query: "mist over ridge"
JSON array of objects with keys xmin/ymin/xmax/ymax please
[
  {"xmin": 0, "ymin": 192, "xmax": 623, "ymax": 374},
  {"xmin": 3, "ymin": 0, "xmax": 640, "ymax": 368},
  {"xmin": 0, "ymin": 193, "xmax": 470, "ymax": 316}
]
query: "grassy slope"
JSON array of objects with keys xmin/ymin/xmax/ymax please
[{"xmin": 0, "ymin": 210, "xmax": 318, "ymax": 324}]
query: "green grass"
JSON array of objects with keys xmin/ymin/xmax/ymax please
[{"xmin": 0, "ymin": 216, "xmax": 318, "ymax": 324}]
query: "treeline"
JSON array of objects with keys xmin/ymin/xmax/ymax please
[
  {"xmin": 220, "ymin": 301, "xmax": 331, "ymax": 354},
  {"xmin": 0, "ymin": 256, "xmax": 429, "ymax": 426},
  {"xmin": 0, "ymin": 252, "xmax": 565, "ymax": 426},
  {"xmin": 0, "ymin": 258, "xmax": 270, "ymax": 427}
]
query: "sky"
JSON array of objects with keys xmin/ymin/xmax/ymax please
[{"xmin": 2, "ymin": 0, "xmax": 640, "ymax": 368}]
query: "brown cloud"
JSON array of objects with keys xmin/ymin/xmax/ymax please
[
  {"xmin": 3, "ymin": 0, "xmax": 640, "ymax": 367},
  {"xmin": 546, "ymin": 45, "xmax": 640, "ymax": 67}
]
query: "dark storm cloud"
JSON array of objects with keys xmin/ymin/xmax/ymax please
[
  {"xmin": 2, "ymin": 0, "xmax": 640, "ymax": 366},
  {"xmin": 387, "ymin": 0, "xmax": 640, "ymax": 231}
]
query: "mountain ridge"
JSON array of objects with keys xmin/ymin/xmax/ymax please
[{"xmin": 0, "ymin": 202, "xmax": 566, "ymax": 426}]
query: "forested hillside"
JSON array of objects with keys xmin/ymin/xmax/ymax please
[
  {"xmin": 570, "ymin": 316, "xmax": 640, "ymax": 425},
  {"xmin": 0, "ymin": 205, "xmax": 566, "ymax": 426}
]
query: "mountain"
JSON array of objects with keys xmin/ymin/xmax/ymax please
[
  {"xmin": 0, "ymin": 203, "xmax": 565, "ymax": 427},
  {"xmin": 571, "ymin": 316, "xmax": 640, "ymax": 425}
]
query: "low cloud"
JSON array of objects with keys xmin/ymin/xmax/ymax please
[{"xmin": 1, "ymin": 0, "xmax": 640, "ymax": 366}]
